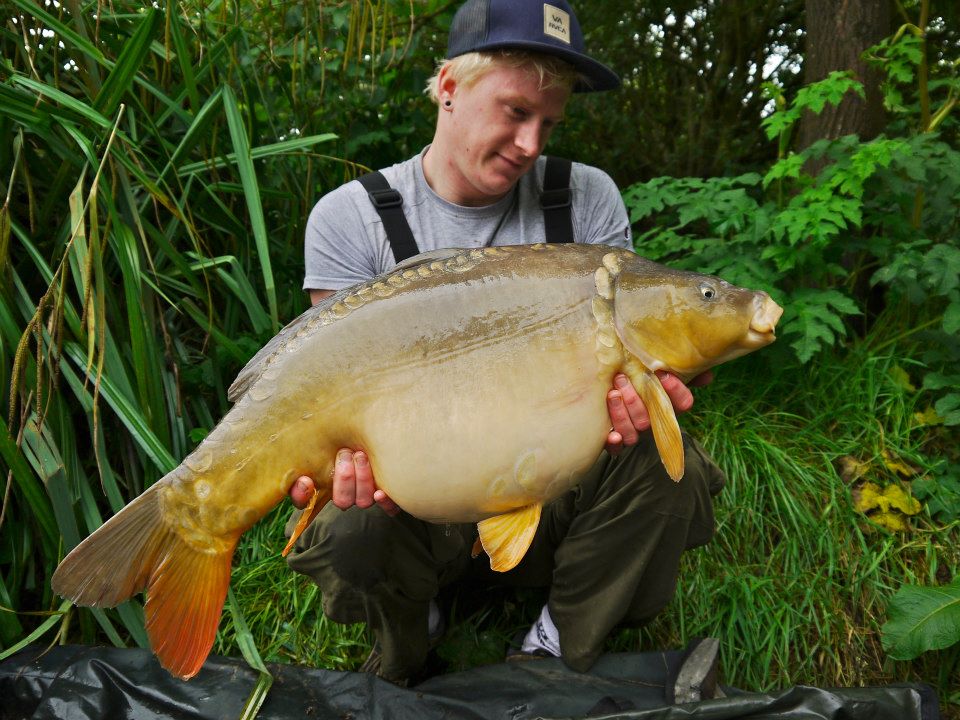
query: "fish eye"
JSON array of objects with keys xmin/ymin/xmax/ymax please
[{"xmin": 699, "ymin": 282, "xmax": 718, "ymax": 300}]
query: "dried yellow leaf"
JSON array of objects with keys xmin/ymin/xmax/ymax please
[
  {"xmin": 838, "ymin": 455, "xmax": 870, "ymax": 483},
  {"xmin": 872, "ymin": 511, "xmax": 909, "ymax": 532},
  {"xmin": 852, "ymin": 481, "xmax": 882, "ymax": 514},
  {"xmin": 888, "ymin": 365, "xmax": 916, "ymax": 392},
  {"xmin": 882, "ymin": 449, "xmax": 919, "ymax": 478},
  {"xmin": 852, "ymin": 481, "xmax": 921, "ymax": 532},
  {"xmin": 913, "ymin": 406, "xmax": 944, "ymax": 427}
]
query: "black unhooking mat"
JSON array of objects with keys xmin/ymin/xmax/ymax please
[{"xmin": 0, "ymin": 644, "xmax": 939, "ymax": 720}]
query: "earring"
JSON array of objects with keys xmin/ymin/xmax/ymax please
[{"xmin": 444, "ymin": 99, "xmax": 452, "ymax": 108}]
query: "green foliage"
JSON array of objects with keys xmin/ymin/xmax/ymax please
[
  {"xmin": 882, "ymin": 578, "xmax": 960, "ymax": 661},
  {"xmin": 624, "ymin": 56, "xmax": 960, "ymax": 395},
  {"xmin": 761, "ymin": 71, "xmax": 865, "ymax": 144},
  {"xmin": 914, "ymin": 462, "xmax": 960, "ymax": 522},
  {"xmin": 552, "ymin": 0, "xmax": 806, "ymax": 184},
  {"xmin": 865, "ymin": 23, "xmax": 959, "ymax": 131},
  {"xmin": 623, "ymin": 19, "xmax": 960, "ymax": 685},
  {"xmin": 784, "ymin": 288, "xmax": 861, "ymax": 363},
  {"xmin": 0, "ymin": 0, "xmax": 427, "ymax": 679}
]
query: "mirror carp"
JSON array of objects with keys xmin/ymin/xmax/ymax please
[{"xmin": 52, "ymin": 243, "xmax": 782, "ymax": 679}]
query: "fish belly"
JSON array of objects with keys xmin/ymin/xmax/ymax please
[
  {"xmin": 362, "ymin": 352, "xmax": 612, "ymax": 522},
  {"xmin": 341, "ymin": 282, "xmax": 615, "ymax": 522}
]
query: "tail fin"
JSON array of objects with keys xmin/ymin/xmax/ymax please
[{"xmin": 51, "ymin": 484, "xmax": 236, "ymax": 680}]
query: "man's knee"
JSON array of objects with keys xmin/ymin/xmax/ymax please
[
  {"xmin": 603, "ymin": 433, "xmax": 724, "ymax": 551},
  {"xmin": 286, "ymin": 505, "xmax": 401, "ymax": 591},
  {"xmin": 612, "ymin": 434, "xmax": 724, "ymax": 505}
]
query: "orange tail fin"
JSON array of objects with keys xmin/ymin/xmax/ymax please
[{"xmin": 51, "ymin": 484, "xmax": 236, "ymax": 680}]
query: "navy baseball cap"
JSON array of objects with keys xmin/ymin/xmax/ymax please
[{"xmin": 446, "ymin": 0, "xmax": 620, "ymax": 92}]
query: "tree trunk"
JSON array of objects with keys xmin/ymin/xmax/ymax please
[{"xmin": 799, "ymin": 0, "xmax": 891, "ymax": 149}]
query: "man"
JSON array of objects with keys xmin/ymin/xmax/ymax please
[{"xmin": 285, "ymin": 0, "xmax": 725, "ymax": 685}]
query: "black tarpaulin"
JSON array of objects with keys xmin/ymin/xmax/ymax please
[{"xmin": 0, "ymin": 644, "xmax": 939, "ymax": 720}]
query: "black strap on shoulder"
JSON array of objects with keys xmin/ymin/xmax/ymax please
[
  {"xmin": 541, "ymin": 156, "xmax": 573, "ymax": 244},
  {"xmin": 357, "ymin": 171, "xmax": 420, "ymax": 263}
]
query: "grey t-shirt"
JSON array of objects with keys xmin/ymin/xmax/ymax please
[{"xmin": 303, "ymin": 147, "xmax": 632, "ymax": 290}]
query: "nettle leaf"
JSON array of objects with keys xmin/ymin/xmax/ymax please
[
  {"xmin": 867, "ymin": 34, "xmax": 924, "ymax": 86},
  {"xmin": 761, "ymin": 108, "xmax": 800, "ymax": 140},
  {"xmin": 793, "ymin": 71, "xmax": 864, "ymax": 115},
  {"xmin": 622, "ymin": 182, "xmax": 667, "ymax": 222},
  {"xmin": 634, "ymin": 228, "xmax": 700, "ymax": 262},
  {"xmin": 882, "ymin": 83, "xmax": 906, "ymax": 112},
  {"xmin": 827, "ymin": 138, "xmax": 908, "ymax": 198},
  {"xmin": 784, "ymin": 289, "xmax": 860, "ymax": 363},
  {"xmin": 934, "ymin": 394, "xmax": 960, "ymax": 426},
  {"xmin": 896, "ymin": 150, "xmax": 929, "ymax": 182},
  {"xmin": 882, "ymin": 577, "xmax": 960, "ymax": 660},
  {"xmin": 944, "ymin": 298, "xmax": 960, "ymax": 335},
  {"xmin": 913, "ymin": 463, "xmax": 960, "ymax": 522},
  {"xmin": 763, "ymin": 154, "xmax": 805, "ymax": 187},
  {"xmin": 922, "ymin": 244, "xmax": 960, "ymax": 295}
]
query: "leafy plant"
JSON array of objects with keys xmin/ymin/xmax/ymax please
[
  {"xmin": 0, "ymin": 0, "xmax": 432, "ymax": 685},
  {"xmin": 621, "ymin": 18, "xmax": 960, "ymax": 690},
  {"xmin": 883, "ymin": 578, "xmax": 960, "ymax": 660},
  {"xmin": 624, "ymin": 38, "xmax": 960, "ymax": 384},
  {"xmin": 913, "ymin": 462, "xmax": 960, "ymax": 523}
]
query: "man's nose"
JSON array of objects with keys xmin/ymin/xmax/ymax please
[{"xmin": 514, "ymin": 121, "xmax": 545, "ymax": 157}]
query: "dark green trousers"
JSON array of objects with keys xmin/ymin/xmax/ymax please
[{"xmin": 284, "ymin": 433, "xmax": 725, "ymax": 681}]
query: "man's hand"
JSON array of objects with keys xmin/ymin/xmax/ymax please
[
  {"xmin": 604, "ymin": 370, "xmax": 713, "ymax": 455},
  {"xmin": 289, "ymin": 450, "xmax": 400, "ymax": 516}
]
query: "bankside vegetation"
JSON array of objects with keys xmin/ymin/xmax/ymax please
[{"xmin": 1, "ymin": 0, "xmax": 958, "ymax": 716}]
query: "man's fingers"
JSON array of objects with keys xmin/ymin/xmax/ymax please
[
  {"xmin": 604, "ymin": 429, "xmax": 624, "ymax": 456},
  {"xmin": 607, "ymin": 386, "xmax": 641, "ymax": 447},
  {"xmin": 353, "ymin": 451, "xmax": 376, "ymax": 508},
  {"xmin": 656, "ymin": 371, "xmax": 694, "ymax": 413},
  {"xmin": 332, "ymin": 449, "xmax": 357, "ymax": 509},
  {"xmin": 290, "ymin": 476, "xmax": 316, "ymax": 509},
  {"xmin": 373, "ymin": 489, "xmax": 401, "ymax": 517},
  {"xmin": 614, "ymin": 374, "xmax": 649, "ymax": 434}
]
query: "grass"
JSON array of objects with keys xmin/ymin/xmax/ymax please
[{"xmin": 216, "ymin": 328, "xmax": 959, "ymax": 715}]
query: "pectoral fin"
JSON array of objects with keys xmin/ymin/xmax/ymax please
[
  {"xmin": 476, "ymin": 503, "xmax": 542, "ymax": 572},
  {"xmin": 629, "ymin": 364, "xmax": 685, "ymax": 482},
  {"xmin": 282, "ymin": 486, "xmax": 331, "ymax": 557}
]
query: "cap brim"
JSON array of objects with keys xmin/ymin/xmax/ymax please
[{"xmin": 449, "ymin": 40, "xmax": 620, "ymax": 93}]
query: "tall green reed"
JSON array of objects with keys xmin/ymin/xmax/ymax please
[{"xmin": 0, "ymin": 0, "xmax": 414, "ymax": 675}]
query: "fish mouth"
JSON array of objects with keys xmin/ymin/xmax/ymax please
[{"xmin": 746, "ymin": 293, "xmax": 783, "ymax": 345}]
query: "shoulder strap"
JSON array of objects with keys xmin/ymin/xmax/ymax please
[
  {"xmin": 356, "ymin": 171, "xmax": 420, "ymax": 263},
  {"xmin": 540, "ymin": 156, "xmax": 574, "ymax": 244}
]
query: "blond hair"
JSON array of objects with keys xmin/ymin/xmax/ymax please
[{"xmin": 425, "ymin": 50, "xmax": 580, "ymax": 104}]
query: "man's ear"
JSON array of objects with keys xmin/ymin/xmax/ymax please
[{"xmin": 437, "ymin": 63, "xmax": 458, "ymax": 102}]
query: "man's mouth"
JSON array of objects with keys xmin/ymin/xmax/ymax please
[{"xmin": 496, "ymin": 153, "xmax": 527, "ymax": 172}]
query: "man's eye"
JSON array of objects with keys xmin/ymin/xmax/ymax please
[{"xmin": 509, "ymin": 106, "xmax": 527, "ymax": 118}]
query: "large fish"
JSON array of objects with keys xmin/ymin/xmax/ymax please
[{"xmin": 52, "ymin": 243, "xmax": 782, "ymax": 680}]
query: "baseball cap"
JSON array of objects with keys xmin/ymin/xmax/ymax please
[{"xmin": 446, "ymin": 0, "xmax": 620, "ymax": 92}]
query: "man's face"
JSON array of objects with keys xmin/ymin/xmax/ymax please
[{"xmin": 442, "ymin": 64, "xmax": 571, "ymax": 206}]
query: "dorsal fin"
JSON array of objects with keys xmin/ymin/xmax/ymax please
[{"xmin": 394, "ymin": 248, "xmax": 464, "ymax": 271}]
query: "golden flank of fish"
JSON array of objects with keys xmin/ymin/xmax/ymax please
[{"xmin": 52, "ymin": 243, "xmax": 782, "ymax": 680}]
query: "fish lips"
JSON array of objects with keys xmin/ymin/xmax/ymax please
[{"xmin": 745, "ymin": 293, "xmax": 783, "ymax": 346}]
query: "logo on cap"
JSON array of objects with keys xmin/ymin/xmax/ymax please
[{"xmin": 543, "ymin": 3, "xmax": 570, "ymax": 44}]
